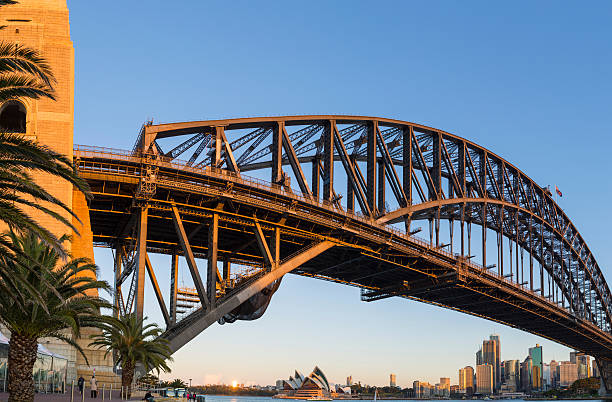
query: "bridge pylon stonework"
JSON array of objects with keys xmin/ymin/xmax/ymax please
[
  {"xmin": 0, "ymin": 0, "xmax": 118, "ymax": 385},
  {"xmin": 75, "ymin": 115, "xmax": 612, "ymax": 391}
]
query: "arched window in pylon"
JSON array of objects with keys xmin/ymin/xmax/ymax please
[{"xmin": 0, "ymin": 101, "xmax": 27, "ymax": 133}]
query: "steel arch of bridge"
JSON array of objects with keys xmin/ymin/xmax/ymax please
[
  {"xmin": 75, "ymin": 115, "xmax": 612, "ymax": 377},
  {"xmin": 139, "ymin": 115, "xmax": 612, "ymax": 326}
]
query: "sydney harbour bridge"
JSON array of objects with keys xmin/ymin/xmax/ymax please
[{"xmin": 74, "ymin": 115, "xmax": 612, "ymax": 388}]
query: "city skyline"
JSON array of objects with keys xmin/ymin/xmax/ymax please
[
  {"xmin": 155, "ymin": 327, "xmax": 579, "ymax": 388},
  {"xmin": 64, "ymin": 0, "xmax": 612, "ymax": 388}
]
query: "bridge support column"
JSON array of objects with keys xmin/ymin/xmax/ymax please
[
  {"xmin": 323, "ymin": 122, "xmax": 334, "ymax": 203},
  {"xmin": 134, "ymin": 206, "xmax": 148, "ymax": 321},
  {"xmin": 113, "ymin": 243, "xmax": 123, "ymax": 317},
  {"xmin": 596, "ymin": 358, "xmax": 612, "ymax": 396},
  {"xmin": 378, "ymin": 158, "xmax": 385, "ymax": 213},
  {"xmin": 170, "ymin": 253, "xmax": 178, "ymax": 325},
  {"xmin": 366, "ymin": 121, "xmax": 377, "ymax": 213},
  {"xmin": 223, "ymin": 259, "xmax": 231, "ymax": 288},
  {"xmin": 207, "ymin": 213, "xmax": 219, "ymax": 307},
  {"xmin": 312, "ymin": 158, "xmax": 320, "ymax": 200}
]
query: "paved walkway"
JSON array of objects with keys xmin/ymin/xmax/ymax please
[{"xmin": 0, "ymin": 390, "xmax": 140, "ymax": 401}]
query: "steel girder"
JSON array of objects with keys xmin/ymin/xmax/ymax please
[
  {"xmin": 70, "ymin": 114, "xmax": 611, "ymax": 357},
  {"xmin": 134, "ymin": 116, "xmax": 611, "ymax": 331}
]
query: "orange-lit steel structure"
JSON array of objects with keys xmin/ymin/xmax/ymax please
[{"xmin": 74, "ymin": 115, "xmax": 612, "ymax": 390}]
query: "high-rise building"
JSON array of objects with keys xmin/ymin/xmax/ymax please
[
  {"xmin": 414, "ymin": 381, "xmax": 434, "ymax": 398},
  {"xmin": 542, "ymin": 363, "xmax": 550, "ymax": 390},
  {"xmin": 503, "ymin": 360, "xmax": 520, "ymax": 392},
  {"xmin": 490, "ymin": 335, "xmax": 501, "ymax": 389},
  {"xmin": 390, "ymin": 374, "xmax": 397, "ymax": 387},
  {"xmin": 459, "ymin": 366, "xmax": 475, "ymax": 395},
  {"xmin": 482, "ymin": 339, "xmax": 499, "ymax": 391},
  {"xmin": 550, "ymin": 360, "xmax": 559, "ymax": 388},
  {"xmin": 520, "ymin": 356, "xmax": 533, "ymax": 392},
  {"xmin": 529, "ymin": 345, "xmax": 543, "ymax": 390},
  {"xmin": 577, "ymin": 355, "xmax": 591, "ymax": 379},
  {"xmin": 476, "ymin": 364, "xmax": 494, "ymax": 394},
  {"xmin": 532, "ymin": 365, "xmax": 542, "ymax": 390},
  {"xmin": 560, "ymin": 361, "xmax": 578, "ymax": 387},
  {"xmin": 439, "ymin": 377, "xmax": 450, "ymax": 396},
  {"xmin": 593, "ymin": 360, "xmax": 600, "ymax": 378},
  {"xmin": 346, "ymin": 376, "xmax": 352, "ymax": 386},
  {"xmin": 570, "ymin": 352, "xmax": 578, "ymax": 364}
]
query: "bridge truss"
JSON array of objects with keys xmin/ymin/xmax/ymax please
[{"xmin": 75, "ymin": 115, "xmax": 612, "ymax": 386}]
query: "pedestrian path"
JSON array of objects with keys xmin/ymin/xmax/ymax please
[{"xmin": 0, "ymin": 390, "xmax": 141, "ymax": 401}]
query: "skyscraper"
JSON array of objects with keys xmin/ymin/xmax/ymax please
[
  {"xmin": 550, "ymin": 360, "xmax": 559, "ymax": 388},
  {"xmin": 476, "ymin": 348, "xmax": 483, "ymax": 366},
  {"xmin": 542, "ymin": 363, "xmax": 550, "ymax": 390},
  {"xmin": 503, "ymin": 360, "xmax": 520, "ymax": 392},
  {"xmin": 476, "ymin": 364, "xmax": 494, "ymax": 394},
  {"xmin": 560, "ymin": 361, "xmax": 578, "ymax": 387},
  {"xmin": 346, "ymin": 376, "xmax": 352, "ymax": 386},
  {"xmin": 482, "ymin": 339, "xmax": 499, "ymax": 391},
  {"xmin": 532, "ymin": 365, "xmax": 542, "ymax": 390},
  {"xmin": 490, "ymin": 335, "xmax": 501, "ymax": 389},
  {"xmin": 577, "ymin": 355, "xmax": 591, "ymax": 379},
  {"xmin": 528, "ymin": 345, "xmax": 543, "ymax": 390},
  {"xmin": 459, "ymin": 366, "xmax": 475, "ymax": 395},
  {"xmin": 520, "ymin": 356, "xmax": 533, "ymax": 392},
  {"xmin": 390, "ymin": 374, "xmax": 397, "ymax": 387}
]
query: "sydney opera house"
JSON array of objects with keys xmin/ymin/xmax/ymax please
[{"xmin": 278, "ymin": 367, "xmax": 350, "ymax": 399}]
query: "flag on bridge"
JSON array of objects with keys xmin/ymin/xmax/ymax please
[{"xmin": 555, "ymin": 185, "xmax": 563, "ymax": 197}]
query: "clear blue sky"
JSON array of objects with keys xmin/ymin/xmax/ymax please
[{"xmin": 67, "ymin": 0, "xmax": 612, "ymax": 388}]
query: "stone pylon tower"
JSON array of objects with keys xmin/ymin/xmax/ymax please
[{"xmin": 1, "ymin": 0, "xmax": 118, "ymax": 385}]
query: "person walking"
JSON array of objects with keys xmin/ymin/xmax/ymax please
[
  {"xmin": 90, "ymin": 375, "xmax": 98, "ymax": 398},
  {"xmin": 142, "ymin": 390, "xmax": 154, "ymax": 402},
  {"xmin": 78, "ymin": 376, "xmax": 85, "ymax": 395}
]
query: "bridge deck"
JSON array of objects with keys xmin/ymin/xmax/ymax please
[{"xmin": 75, "ymin": 146, "xmax": 612, "ymax": 358}]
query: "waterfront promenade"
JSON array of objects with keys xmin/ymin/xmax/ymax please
[{"xmin": 0, "ymin": 391, "xmax": 137, "ymax": 401}]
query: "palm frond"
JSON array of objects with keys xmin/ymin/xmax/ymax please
[
  {"xmin": 0, "ymin": 42, "xmax": 55, "ymax": 85},
  {"xmin": 0, "ymin": 133, "xmax": 91, "ymax": 197},
  {"xmin": 0, "ymin": 73, "xmax": 54, "ymax": 103}
]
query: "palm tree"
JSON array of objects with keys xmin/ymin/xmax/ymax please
[
  {"xmin": 0, "ymin": 1, "xmax": 92, "ymax": 286},
  {"xmin": 0, "ymin": 230, "xmax": 111, "ymax": 402},
  {"xmin": 89, "ymin": 314, "xmax": 173, "ymax": 398},
  {"xmin": 165, "ymin": 378, "xmax": 187, "ymax": 389}
]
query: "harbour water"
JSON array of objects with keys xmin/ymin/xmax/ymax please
[{"xmin": 199, "ymin": 397, "xmax": 605, "ymax": 402}]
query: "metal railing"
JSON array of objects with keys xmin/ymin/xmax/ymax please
[{"xmin": 74, "ymin": 145, "xmax": 587, "ymax": 323}]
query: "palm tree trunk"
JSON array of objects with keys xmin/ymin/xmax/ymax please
[
  {"xmin": 7, "ymin": 332, "xmax": 38, "ymax": 402},
  {"xmin": 122, "ymin": 361, "xmax": 134, "ymax": 399}
]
